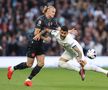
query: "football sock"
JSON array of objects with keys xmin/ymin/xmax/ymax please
[
  {"xmin": 14, "ymin": 62, "xmax": 28, "ymax": 70},
  {"xmin": 84, "ymin": 64, "xmax": 108, "ymax": 75},
  {"xmin": 58, "ymin": 60, "xmax": 80, "ymax": 72},
  {"xmin": 28, "ymin": 65, "xmax": 42, "ymax": 80}
]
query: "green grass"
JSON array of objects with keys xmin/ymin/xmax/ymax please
[{"xmin": 0, "ymin": 68, "xmax": 108, "ymax": 90}]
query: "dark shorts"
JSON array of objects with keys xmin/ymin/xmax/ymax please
[{"xmin": 26, "ymin": 40, "xmax": 45, "ymax": 58}]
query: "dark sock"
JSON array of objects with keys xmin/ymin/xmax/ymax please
[
  {"xmin": 14, "ymin": 62, "xmax": 28, "ymax": 70},
  {"xmin": 28, "ymin": 65, "xmax": 43, "ymax": 80}
]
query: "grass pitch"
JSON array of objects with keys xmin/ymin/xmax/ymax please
[{"xmin": 0, "ymin": 68, "xmax": 108, "ymax": 90}]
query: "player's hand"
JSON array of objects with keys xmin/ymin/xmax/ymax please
[
  {"xmin": 68, "ymin": 28, "xmax": 78, "ymax": 36},
  {"xmin": 43, "ymin": 36, "xmax": 51, "ymax": 43},
  {"xmin": 45, "ymin": 28, "xmax": 50, "ymax": 32},
  {"xmin": 78, "ymin": 60, "xmax": 87, "ymax": 68},
  {"xmin": 33, "ymin": 34, "xmax": 41, "ymax": 41}
]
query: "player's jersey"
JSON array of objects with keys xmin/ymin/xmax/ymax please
[
  {"xmin": 35, "ymin": 15, "xmax": 59, "ymax": 30},
  {"xmin": 50, "ymin": 30, "xmax": 84, "ymax": 58},
  {"xmin": 27, "ymin": 15, "xmax": 59, "ymax": 42},
  {"xmin": 26, "ymin": 15, "xmax": 59, "ymax": 57}
]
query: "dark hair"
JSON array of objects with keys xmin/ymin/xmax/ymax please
[{"xmin": 61, "ymin": 26, "xmax": 68, "ymax": 32}]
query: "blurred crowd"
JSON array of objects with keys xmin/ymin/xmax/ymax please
[{"xmin": 0, "ymin": 0, "xmax": 108, "ymax": 56}]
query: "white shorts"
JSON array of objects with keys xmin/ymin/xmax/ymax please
[
  {"xmin": 60, "ymin": 39, "xmax": 85, "ymax": 61},
  {"xmin": 61, "ymin": 50, "xmax": 77, "ymax": 60},
  {"xmin": 61, "ymin": 47, "xmax": 85, "ymax": 61}
]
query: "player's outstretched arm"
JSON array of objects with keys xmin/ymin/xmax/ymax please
[
  {"xmin": 68, "ymin": 28, "xmax": 79, "ymax": 36},
  {"xmin": 33, "ymin": 28, "xmax": 41, "ymax": 40},
  {"xmin": 73, "ymin": 46, "xmax": 86, "ymax": 67},
  {"xmin": 33, "ymin": 28, "xmax": 51, "ymax": 41}
]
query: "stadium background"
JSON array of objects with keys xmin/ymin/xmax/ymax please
[
  {"xmin": 0, "ymin": 0, "xmax": 108, "ymax": 90},
  {"xmin": 0, "ymin": 0, "xmax": 108, "ymax": 56}
]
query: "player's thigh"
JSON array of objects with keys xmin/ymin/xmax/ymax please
[
  {"xmin": 36, "ymin": 54, "xmax": 45, "ymax": 66},
  {"xmin": 26, "ymin": 57, "xmax": 35, "ymax": 67},
  {"xmin": 60, "ymin": 51, "xmax": 73, "ymax": 62},
  {"xmin": 26, "ymin": 41, "xmax": 37, "ymax": 58}
]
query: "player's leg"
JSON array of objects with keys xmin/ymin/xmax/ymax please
[
  {"xmin": 14, "ymin": 57, "xmax": 34, "ymax": 70},
  {"xmin": 7, "ymin": 43, "xmax": 36, "ymax": 80},
  {"xmin": 7, "ymin": 57, "xmax": 34, "ymax": 80},
  {"xmin": 28, "ymin": 54, "xmax": 44, "ymax": 80},
  {"xmin": 84, "ymin": 64, "xmax": 108, "ymax": 76},
  {"xmin": 58, "ymin": 51, "xmax": 80, "ymax": 71},
  {"xmin": 24, "ymin": 54, "xmax": 45, "ymax": 86},
  {"xmin": 59, "ymin": 58, "xmax": 80, "ymax": 72},
  {"xmin": 72, "ymin": 43, "xmax": 87, "ymax": 67},
  {"xmin": 59, "ymin": 56, "xmax": 85, "ymax": 80},
  {"xmin": 72, "ymin": 44, "xmax": 86, "ymax": 80},
  {"xmin": 59, "ymin": 50, "xmax": 86, "ymax": 80}
]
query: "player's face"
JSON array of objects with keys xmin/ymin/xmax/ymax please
[
  {"xmin": 47, "ymin": 8, "xmax": 56, "ymax": 18},
  {"xmin": 60, "ymin": 30, "xmax": 68, "ymax": 40}
]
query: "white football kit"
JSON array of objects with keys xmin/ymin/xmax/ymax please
[
  {"xmin": 51, "ymin": 30, "xmax": 85, "ymax": 61},
  {"xmin": 50, "ymin": 30, "xmax": 108, "ymax": 75}
]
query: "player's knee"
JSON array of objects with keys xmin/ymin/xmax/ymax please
[
  {"xmin": 90, "ymin": 64, "xmax": 97, "ymax": 70},
  {"xmin": 26, "ymin": 63, "xmax": 33, "ymax": 68},
  {"xmin": 37, "ymin": 62, "xmax": 44, "ymax": 67},
  {"xmin": 26, "ymin": 62, "xmax": 33, "ymax": 68},
  {"xmin": 58, "ymin": 60, "xmax": 66, "ymax": 68}
]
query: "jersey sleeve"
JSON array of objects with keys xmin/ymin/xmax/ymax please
[
  {"xmin": 71, "ymin": 43, "xmax": 77, "ymax": 48},
  {"xmin": 69, "ymin": 35, "xmax": 77, "ymax": 48},
  {"xmin": 70, "ymin": 34, "xmax": 75, "ymax": 39},
  {"xmin": 52, "ymin": 18, "xmax": 60, "ymax": 29},
  {"xmin": 35, "ymin": 18, "xmax": 43, "ymax": 29},
  {"xmin": 50, "ymin": 30, "xmax": 59, "ymax": 37}
]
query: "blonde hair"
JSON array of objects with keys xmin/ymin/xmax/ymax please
[{"xmin": 42, "ymin": 5, "xmax": 55, "ymax": 14}]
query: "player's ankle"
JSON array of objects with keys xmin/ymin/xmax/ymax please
[
  {"xmin": 25, "ymin": 78, "xmax": 31, "ymax": 81},
  {"xmin": 11, "ymin": 67, "xmax": 14, "ymax": 71}
]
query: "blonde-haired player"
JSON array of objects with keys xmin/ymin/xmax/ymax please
[{"xmin": 7, "ymin": 5, "xmax": 60, "ymax": 87}]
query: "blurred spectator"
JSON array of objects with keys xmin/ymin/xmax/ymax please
[
  {"xmin": 0, "ymin": 0, "xmax": 108, "ymax": 56},
  {"xmin": 6, "ymin": 33, "xmax": 19, "ymax": 56},
  {"xmin": 81, "ymin": 27, "xmax": 95, "ymax": 55},
  {"xmin": 0, "ymin": 46, "xmax": 3, "ymax": 56},
  {"xmin": 93, "ymin": 39, "xmax": 103, "ymax": 56}
]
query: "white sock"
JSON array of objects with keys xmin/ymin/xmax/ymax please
[
  {"xmin": 58, "ymin": 60, "xmax": 80, "ymax": 72},
  {"xmin": 84, "ymin": 64, "xmax": 108, "ymax": 75},
  {"xmin": 26, "ymin": 79, "xmax": 31, "ymax": 81},
  {"xmin": 11, "ymin": 66, "xmax": 14, "ymax": 71}
]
